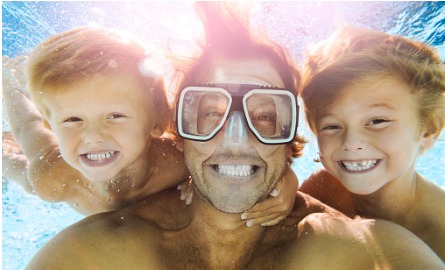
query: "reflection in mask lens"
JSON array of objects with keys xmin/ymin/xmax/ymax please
[
  {"xmin": 181, "ymin": 91, "xmax": 230, "ymax": 137},
  {"xmin": 245, "ymin": 92, "xmax": 293, "ymax": 141}
]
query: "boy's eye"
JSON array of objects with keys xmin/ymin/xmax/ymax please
[
  {"xmin": 367, "ymin": 118, "xmax": 390, "ymax": 126},
  {"xmin": 108, "ymin": 113, "xmax": 126, "ymax": 119},
  {"xmin": 63, "ymin": 117, "xmax": 82, "ymax": 123},
  {"xmin": 321, "ymin": 124, "xmax": 341, "ymax": 131}
]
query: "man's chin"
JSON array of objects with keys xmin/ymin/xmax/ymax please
[{"xmin": 208, "ymin": 194, "xmax": 259, "ymax": 214}]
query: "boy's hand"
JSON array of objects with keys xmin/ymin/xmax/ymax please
[
  {"xmin": 241, "ymin": 164, "xmax": 298, "ymax": 227},
  {"xmin": 2, "ymin": 132, "xmax": 33, "ymax": 193},
  {"xmin": 2, "ymin": 55, "xmax": 29, "ymax": 97},
  {"xmin": 177, "ymin": 176, "xmax": 193, "ymax": 205}
]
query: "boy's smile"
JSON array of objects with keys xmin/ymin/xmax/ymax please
[
  {"xmin": 80, "ymin": 151, "xmax": 119, "ymax": 167},
  {"xmin": 339, "ymin": 159, "xmax": 380, "ymax": 173},
  {"xmin": 43, "ymin": 71, "xmax": 160, "ymax": 183}
]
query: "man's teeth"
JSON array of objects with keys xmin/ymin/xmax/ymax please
[
  {"xmin": 342, "ymin": 160, "xmax": 377, "ymax": 171},
  {"xmin": 217, "ymin": 165, "xmax": 254, "ymax": 177},
  {"xmin": 86, "ymin": 151, "xmax": 116, "ymax": 161}
]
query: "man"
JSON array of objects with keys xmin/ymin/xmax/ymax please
[{"xmin": 26, "ymin": 3, "xmax": 444, "ymax": 269}]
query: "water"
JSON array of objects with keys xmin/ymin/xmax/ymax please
[{"xmin": 2, "ymin": 2, "xmax": 445, "ymax": 269}]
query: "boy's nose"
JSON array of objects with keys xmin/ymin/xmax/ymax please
[
  {"xmin": 83, "ymin": 126, "xmax": 105, "ymax": 144},
  {"xmin": 222, "ymin": 111, "xmax": 249, "ymax": 147},
  {"xmin": 341, "ymin": 129, "xmax": 367, "ymax": 151}
]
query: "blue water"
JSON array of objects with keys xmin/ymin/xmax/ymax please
[{"xmin": 2, "ymin": 2, "xmax": 445, "ymax": 269}]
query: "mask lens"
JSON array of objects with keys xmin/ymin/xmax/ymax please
[
  {"xmin": 244, "ymin": 90, "xmax": 296, "ymax": 143},
  {"xmin": 179, "ymin": 88, "xmax": 231, "ymax": 140}
]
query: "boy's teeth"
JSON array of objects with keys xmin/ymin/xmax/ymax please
[
  {"xmin": 342, "ymin": 160, "xmax": 377, "ymax": 171},
  {"xmin": 216, "ymin": 165, "xmax": 254, "ymax": 177},
  {"xmin": 86, "ymin": 151, "xmax": 116, "ymax": 161}
]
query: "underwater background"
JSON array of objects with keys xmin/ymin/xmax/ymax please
[{"xmin": 2, "ymin": 2, "xmax": 445, "ymax": 269}]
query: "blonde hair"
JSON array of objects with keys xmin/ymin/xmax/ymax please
[
  {"xmin": 301, "ymin": 26, "xmax": 445, "ymax": 138},
  {"xmin": 27, "ymin": 26, "xmax": 170, "ymax": 126}
]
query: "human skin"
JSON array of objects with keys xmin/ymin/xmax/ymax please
[
  {"xmin": 2, "ymin": 60, "xmax": 189, "ymax": 214},
  {"xmin": 25, "ymin": 58, "xmax": 445, "ymax": 269},
  {"xmin": 2, "ymin": 54, "xmax": 300, "ymax": 225},
  {"xmin": 300, "ymin": 76, "xmax": 445, "ymax": 260}
]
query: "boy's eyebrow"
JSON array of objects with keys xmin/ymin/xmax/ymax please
[
  {"xmin": 318, "ymin": 102, "xmax": 397, "ymax": 119},
  {"xmin": 369, "ymin": 102, "xmax": 397, "ymax": 111}
]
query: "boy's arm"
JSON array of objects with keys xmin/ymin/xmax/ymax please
[
  {"xmin": 2, "ymin": 132, "xmax": 33, "ymax": 193},
  {"xmin": 241, "ymin": 163, "xmax": 298, "ymax": 227},
  {"xmin": 2, "ymin": 56, "xmax": 78, "ymax": 202}
]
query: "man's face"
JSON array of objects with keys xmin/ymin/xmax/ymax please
[{"xmin": 181, "ymin": 58, "xmax": 289, "ymax": 213}]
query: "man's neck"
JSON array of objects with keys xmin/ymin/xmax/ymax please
[{"xmin": 188, "ymin": 192, "xmax": 268, "ymax": 268}]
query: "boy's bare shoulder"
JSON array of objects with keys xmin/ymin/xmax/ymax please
[
  {"xmin": 300, "ymin": 169, "xmax": 355, "ymax": 214},
  {"xmin": 148, "ymin": 137, "xmax": 190, "ymax": 185},
  {"xmin": 27, "ymin": 145, "xmax": 87, "ymax": 202}
]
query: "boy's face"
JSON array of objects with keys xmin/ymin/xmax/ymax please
[
  {"xmin": 314, "ymin": 76, "xmax": 433, "ymax": 195},
  {"xmin": 43, "ymin": 72, "xmax": 161, "ymax": 182}
]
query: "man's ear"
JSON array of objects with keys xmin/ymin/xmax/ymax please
[{"xmin": 286, "ymin": 146, "xmax": 293, "ymax": 159}]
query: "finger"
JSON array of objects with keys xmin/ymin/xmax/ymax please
[
  {"xmin": 269, "ymin": 187, "xmax": 279, "ymax": 197},
  {"xmin": 244, "ymin": 200, "xmax": 276, "ymax": 215},
  {"xmin": 245, "ymin": 212, "xmax": 284, "ymax": 227},
  {"xmin": 185, "ymin": 196, "xmax": 192, "ymax": 205},
  {"xmin": 272, "ymin": 179, "xmax": 283, "ymax": 194},
  {"xmin": 242, "ymin": 202, "xmax": 291, "ymax": 221},
  {"xmin": 260, "ymin": 215, "xmax": 287, "ymax": 227}
]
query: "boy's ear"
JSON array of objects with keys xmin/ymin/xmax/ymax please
[
  {"xmin": 150, "ymin": 125, "xmax": 164, "ymax": 138},
  {"xmin": 420, "ymin": 130, "xmax": 440, "ymax": 153}
]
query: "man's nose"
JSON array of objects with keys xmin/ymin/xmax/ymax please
[
  {"xmin": 341, "ymin": 129, "xmax": 367, "ymax": 151},
  {"xmin": 83, "ymin": 125, "xmax": 105, "ymax": 145},
  {"xmin": 223, "ymin": 111, "xmax": 249, "ymax": 147}
]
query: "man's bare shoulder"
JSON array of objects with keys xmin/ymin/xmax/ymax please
[
  {"xmin": 280, "ymin": 213, "xmax": 444, "ymax": 269},
  {"xmin": 26, "ymin": 188, "xmax": 188, "ymax": 269}
]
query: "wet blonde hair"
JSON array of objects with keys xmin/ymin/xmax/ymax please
[
  {"xmin": 301, "ymin": 26, "xmax": 445, "ymax": 139},
  {"xmin": 27, "ymin": 26, "xmax": 171, "ymax": 128}
]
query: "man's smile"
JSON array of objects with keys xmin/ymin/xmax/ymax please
[{"xmin": 212, "ymin": 164, "xmax": 257, "ymax": 177}]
